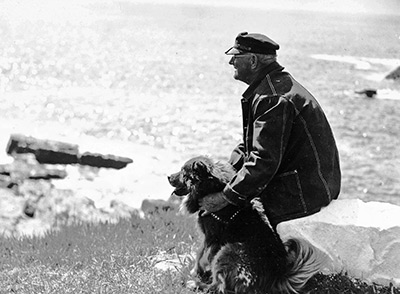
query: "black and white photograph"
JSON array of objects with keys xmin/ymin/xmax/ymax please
[{"xmin": 0, "ymin": 0, "xmax": 399, "ymax": 293}]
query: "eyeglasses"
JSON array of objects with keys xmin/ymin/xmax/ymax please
[
  {"xmin": 230, "ymin": 54, "xmax": 251, "ymax": 62},
  {"xmin": 232, "ymin": 54, "xmax": 249, "ymax": 58}
]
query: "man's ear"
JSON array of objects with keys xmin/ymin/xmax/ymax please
[{"xmin": 250, "ymin": 54, "xmax": 258, "ymax": 69}]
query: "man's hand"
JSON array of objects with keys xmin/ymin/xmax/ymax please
[{"xmin": 199, "ymin": 192, "xmax": 229, "ymax": 213}]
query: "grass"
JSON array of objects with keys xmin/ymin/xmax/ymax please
[
  {"xmin": 1, "ymin": 208, "xmax": 399, "ymax": 294},
  {"xmin": 0, "ymin": 209, "xmax": 198, "ymax": 294}
]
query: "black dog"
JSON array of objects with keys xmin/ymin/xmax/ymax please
[{"xmin": 168, "ymin": 156, "xmax": 322, "ymax": 294}]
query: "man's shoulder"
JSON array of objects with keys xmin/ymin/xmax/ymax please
[
  {"xmin": 257, "ymin": 71, "xmax": 316, "ymax": 103},
  {"xmin": 252, "ymin": 71, "xmax": 319, "ymax": 113},
  {"xmin": 255, "ymin": 71, "xmax": 294, "ymax": 97}
]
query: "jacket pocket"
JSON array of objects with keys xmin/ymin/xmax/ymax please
[{"xmin": 262, "ymin": 170, "xmax": 307, "ymax": 219}]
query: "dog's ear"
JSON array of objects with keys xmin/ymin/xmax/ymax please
[{"xmin": 191, "ymin": 160, "xmax": 211, "ymax": 179}]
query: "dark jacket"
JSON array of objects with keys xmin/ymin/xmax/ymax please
[{"xmin": 223, "ymin": 61, "xmax": 341, "ymax": 226}]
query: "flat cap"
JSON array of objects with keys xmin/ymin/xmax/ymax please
[{"xmin": 225, "ymin": 32, "xmax": 280, "ymax": 55}]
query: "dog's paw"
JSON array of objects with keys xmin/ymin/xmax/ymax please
[
  {"xmin": 186, "ymin": 279, "xmax": 198, "ymax": 290},
  {"xmin": 186, "ymin": 279, "xmax": 211, "ymax": 292}
]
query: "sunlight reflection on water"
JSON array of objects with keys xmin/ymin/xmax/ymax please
[{"xmin": 0, "ymin": 0, "xmax": 399, "ymax": 205}]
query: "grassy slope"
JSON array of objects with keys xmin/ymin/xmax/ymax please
[
  {"xmin": 0, "ymin": 210, "xmax": 198, "ymax": 294},
  {"xmin": 0, "ymin": 209, "xmax": 399, "ymax": 294}
]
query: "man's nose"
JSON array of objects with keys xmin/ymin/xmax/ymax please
[{"xmin": 228, "ymin": 56, "xmax": 234, "ymax": 65}]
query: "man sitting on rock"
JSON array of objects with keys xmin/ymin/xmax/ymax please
[{"xmin": 199, "ymin": 32, "xmax": 341, "ymax": 228}]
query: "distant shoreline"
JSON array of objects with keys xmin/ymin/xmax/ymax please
[
  {"xmin": 128, "ymin": 0, "xmax": 400, "ymax": 16},
  {"xmin": 0, "ymin": 0, "xmax": 399, "ymax": 21}
]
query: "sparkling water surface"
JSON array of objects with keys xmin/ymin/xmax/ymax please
[{"xmin": 1, "ymin": 0, "xmax": 399, "ymax": 205}]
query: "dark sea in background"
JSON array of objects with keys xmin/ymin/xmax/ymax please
[{"xmin": 1, "ymin": 0, "xmax": 399, "ymax": 205}]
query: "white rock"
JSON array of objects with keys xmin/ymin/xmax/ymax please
[{"xmin": 277, "ymin": 199, "xmax": 400, "ymax": 287}]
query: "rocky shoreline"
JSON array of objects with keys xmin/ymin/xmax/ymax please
[{"xmin": 0, "ymin": 133, "xmax": 183, "ymax": 237}]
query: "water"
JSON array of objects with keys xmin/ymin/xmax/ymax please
[{"xmin": 0, "ymin": 1, "xmax": 399, "ymax": 205}]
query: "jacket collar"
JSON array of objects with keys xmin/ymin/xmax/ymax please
[{"xmin": 242, "ymin": 61, "xmax": 284, "ymax": 101}]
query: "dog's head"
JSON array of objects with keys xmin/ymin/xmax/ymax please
[{"xmin": 168, "ymin": 156, "xmax": 235, "ymax": 214}]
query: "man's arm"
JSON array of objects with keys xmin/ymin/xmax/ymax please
[
  {"xmin": 228, "ymin": 143, "xmax": 245, "ymax": 171},
  {"xmin": 199, "ymin": 144, "xmax": 244, "ymax": 213},
  {"xmin": 223, "ymin": 96, "xmax": 295, "ymax": 206}
]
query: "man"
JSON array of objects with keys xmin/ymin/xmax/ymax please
[{"xmin": 200, "ymin": 32, "xmax": 341, "ymax": 228}]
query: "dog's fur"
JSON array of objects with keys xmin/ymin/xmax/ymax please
[{"xmin": 168, "ymin": 156, "xmax": 322, "ymax": 294}]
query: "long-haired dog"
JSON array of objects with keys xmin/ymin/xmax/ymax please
[{"xmin": 168, "ymin": 156, "xmax": 322, "ymax": 294}]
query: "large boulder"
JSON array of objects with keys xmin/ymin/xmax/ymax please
[
  {"xmin": 6, "ymin": 133, "xmax": 79, "ymax": 164},
  {"xmin": 6, "ymin": 134, "xmax": 133, "ymax": 169},
  {"xmin": 277, "ymin": 199, "xmax": 400, "ymax": 287}
]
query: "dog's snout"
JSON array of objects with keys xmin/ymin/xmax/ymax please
[
  {"xmin": 168, "ymin": 170, "xmax": 190, "ymax": 197},
  {"xmin": 168, "ymin": 173, "xmax": 175, "ymax": 184},
  {"xmin": 168, "ymin": 171, "xmax": 181, "ymax": 187}
]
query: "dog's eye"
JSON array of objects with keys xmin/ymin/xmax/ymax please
[{"xmin": 183, "ymin": 173, "xmax": 195, "ymax": 182}]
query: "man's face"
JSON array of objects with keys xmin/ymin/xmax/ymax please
[{"xmin": 228, "ymin": 54, "xmax": 252, "ymax": 84}]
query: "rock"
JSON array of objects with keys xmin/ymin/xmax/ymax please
[
  {"xmin": 6, "ymin": 134, "xmax": 133, "ymax": 169},
  {"xmin": 0, "ymin": 176, "xmax": 137, "ymax": 237},
  {"xmin": 36, "ymin": 189, "xmax": 134, "ymax": 225},
  {"xmin": 385, "ymin": 65, "xmax": 400, "ymax": 80},
  {"xmin": 23, "ymin": 200, "xmax": 36, "ymax": 217},
  {"xmin": 140, "ymin": 198, "xmax": 179, "ymax": 215},
  {"xmin": 7, "ymin": 134, "xmax": 79, "ymax": 164},
  {"xmin": 0, "ymin": 174, "xmax": 13, "ymax": 188},
  {"xmin": 0, "ymin": 188, "xmax": 26, "ymax": 236},
  {"xmin": 355, "ymin": 88, "xmax": 377, "ymax": 98},
  {"xmin": 78, "ymin": 152, "xmax": 133, "ymax": 169},
  {"xmin": 108, "ymin": 199, "xmax": 136, "ymax": 219},
  {"xmin": 277, "ymin": 199, "xmax": 400, "ymax": 287},
  {"xmin": 0, "ymin": 155, "xmax": 67, "ymax": 181}
]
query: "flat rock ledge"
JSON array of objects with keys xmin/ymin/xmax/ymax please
[
  {"xmin": 277, "ymin": 199, "xmax": 400, "ymax": 287},
  {"xmin": 7, "ymin": 133, "xmax": 133, "ymax": 169}
]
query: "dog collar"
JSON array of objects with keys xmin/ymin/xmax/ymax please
[{"xmin": 210, "ymin": 209, "xmax": 242, "ymax": 225}]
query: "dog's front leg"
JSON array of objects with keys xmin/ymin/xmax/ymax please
[
  {"xmin": 192, "ymin": 241, "xmax": 212, "ymax": 282},
  {"xmin": 186, "ymin": 240, "xmax": 215, "ymax": 292},
  {"xmin": 190, "ymin": 244, "xmax": 202, "ymax": 277}
]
